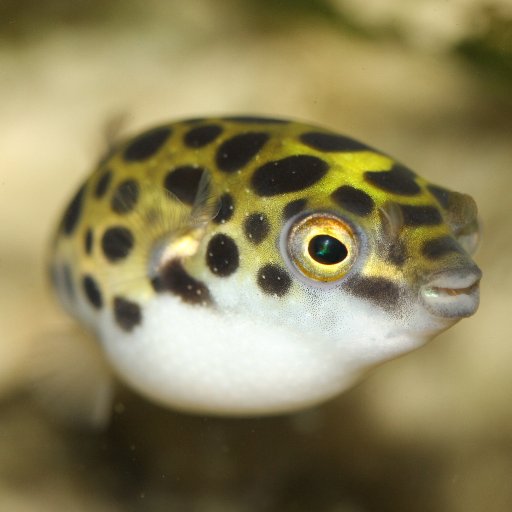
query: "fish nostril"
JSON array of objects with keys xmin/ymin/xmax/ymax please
[
  {"xmin": 440, "ymin": 191, "xmax": 480, "ymax": 255},
  {"xmin": 455, "ymin": 219, "xmax": 480, "ymax": 255},
  {"xmin": 445, "ymin": 192, "xmax": 478, "ymax": 230}
]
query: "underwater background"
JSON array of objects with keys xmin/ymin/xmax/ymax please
[{"xmin": 0, "ymin": 1, "xmax": 511, "ymax": 510}]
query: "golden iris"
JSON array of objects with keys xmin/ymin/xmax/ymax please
[{"xmin": 287, "ymin": 213, "xmax": 357, "ymax": 282}]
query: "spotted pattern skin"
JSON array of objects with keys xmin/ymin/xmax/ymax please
[{"xmin": 49, "ymin": 117, "xmax": 481, "ymax": 416}]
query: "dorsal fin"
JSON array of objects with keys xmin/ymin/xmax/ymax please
[{"xmin": 96, "ymin": 112, "xmax": 132, "ymax": 167}]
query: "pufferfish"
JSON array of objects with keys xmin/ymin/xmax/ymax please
[{"xmin": 48, "ymin": 116, "xmax": 481, "ymax": 418}]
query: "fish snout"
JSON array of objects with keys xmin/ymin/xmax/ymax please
[{"xmin": 420, "ymin": 265, "xmax": 482, "ymax": 318}]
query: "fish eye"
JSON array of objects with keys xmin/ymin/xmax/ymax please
[
  {"xmin": 308, "ymin": 235, "xmax": 348, "ymax": 264},
  {"xmin": 286, "ymin": 213, "xmax": 358, "ymax": 282}
]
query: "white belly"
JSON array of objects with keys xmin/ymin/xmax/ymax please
[{"xmin": 98, "ymin": 294, "xmax": 427, "ymax": 416}]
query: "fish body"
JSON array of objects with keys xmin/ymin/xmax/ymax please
[{"xmin": 49, "ymin": 116, "xmax": 481, "ymax": 416}]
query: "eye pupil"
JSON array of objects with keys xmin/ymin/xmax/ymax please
[{"xmin": 308, "ymin": 235, "xmax": 348, "ymax": 265}]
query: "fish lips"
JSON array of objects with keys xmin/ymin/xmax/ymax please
[{"xmin": 421, "ymin": 265, "xmax": 482, "ymax": 318}]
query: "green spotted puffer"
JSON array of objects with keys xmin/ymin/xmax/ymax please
[{"xmin": 49, "ymin": 116, "xmax": 481, "ymax": 416}]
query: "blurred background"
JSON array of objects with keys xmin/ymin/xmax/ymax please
[{"xmin": 0, "ymin": 1, "xmax": 511, "ymax": 510}]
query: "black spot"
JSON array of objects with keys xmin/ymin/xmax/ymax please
[
  {"xmin": 300, "ymin": 132, "xmax": 375, "ymax": 152},
  {"xmin": 422, "ymin": 236, "xmax": 463, "ymax": 260},
  {"xmin": 427, "ymin": 185, "xmax": 451, "ymax": 208},
  {"xmin": 84, "ymin": 228, "xmax": 93, "ymax": 255},
  {"xmin": 123, "ymin": 126, "xmax": 171, "ymax": 162},
  {"xmin": 184, "ymin": 124, "xmax": 223, "ymax": 148},
  {"xmin": 216, "ymin": 132, "xmax": 269, "ymax": 173},
  {"xmin": 331, "ymin": 185, "xmax": 375, "ymax": 216},
  {"xmin": 257, "ymin": 264, "xmax": 292, "ymax": 297},
  {"xmin": 251, "ymin": 155, "xmax": 329, "ymax": 196},
  {"xmin": 213, "ymin": 193, "xmax": 235, "ymax": 224},
  {"xmin": 111, "ymin": 179, "xmax": 139, "ymax": 214},
  {"xmin": 282, "ymin": 198, "xmax": 308, "ymax": 220},
  {"xmin": 62, "ymin": 264, "xmax": 75, "ymax": 299},
  {"xmin": 206, "ymin": 234, "xmax": 239, "ymax": 276},
  {"xmin": 387, "ymin": 240, "xmax": 407, "ymax": 267},
  {"xmin": 365, "ymin": 164, "xmax": 420, "ymax": 196},
  {"xmin": 244, "ymin": 213, "xmax": 270, "ymax": 244},
  {"xmin": 101, "ymin": 226, "xmax": 134, "ymax": 262},
  {"xmin": 223, "ymin": 116, "xmax": 288, "ymax": 124},
  {"xmin": 94, "ymin": 171, "xmax": 112, "ymax": 198},
  {"xmin": 82, "ymin": 274, "xmax": 103, "ymax": 309},
  {"xmin": 346, "ymin": 276, "xmax": 400, "ymax": 308},
  {"xmin": 152, "ymin": 260, "xmax": 212, "ymax": 305},
  {"xmin": 163, "ymin": 166, "xmax": 204, "ymax": 205},
  {"xmin": 400, "ymin": 204, "xmax": 442, "ymax": 226},
  {"xmin": 113, "ymin": 296, "xmax": 142, "ymax": 332},
  {"xmin": 62, "ymin": 184, "xmax": 86, "ymax": 235}
]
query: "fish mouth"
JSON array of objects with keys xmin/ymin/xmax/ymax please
[{"xmin": 421, "ymin": 267, "xmax": 482, "ymax": 318}]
